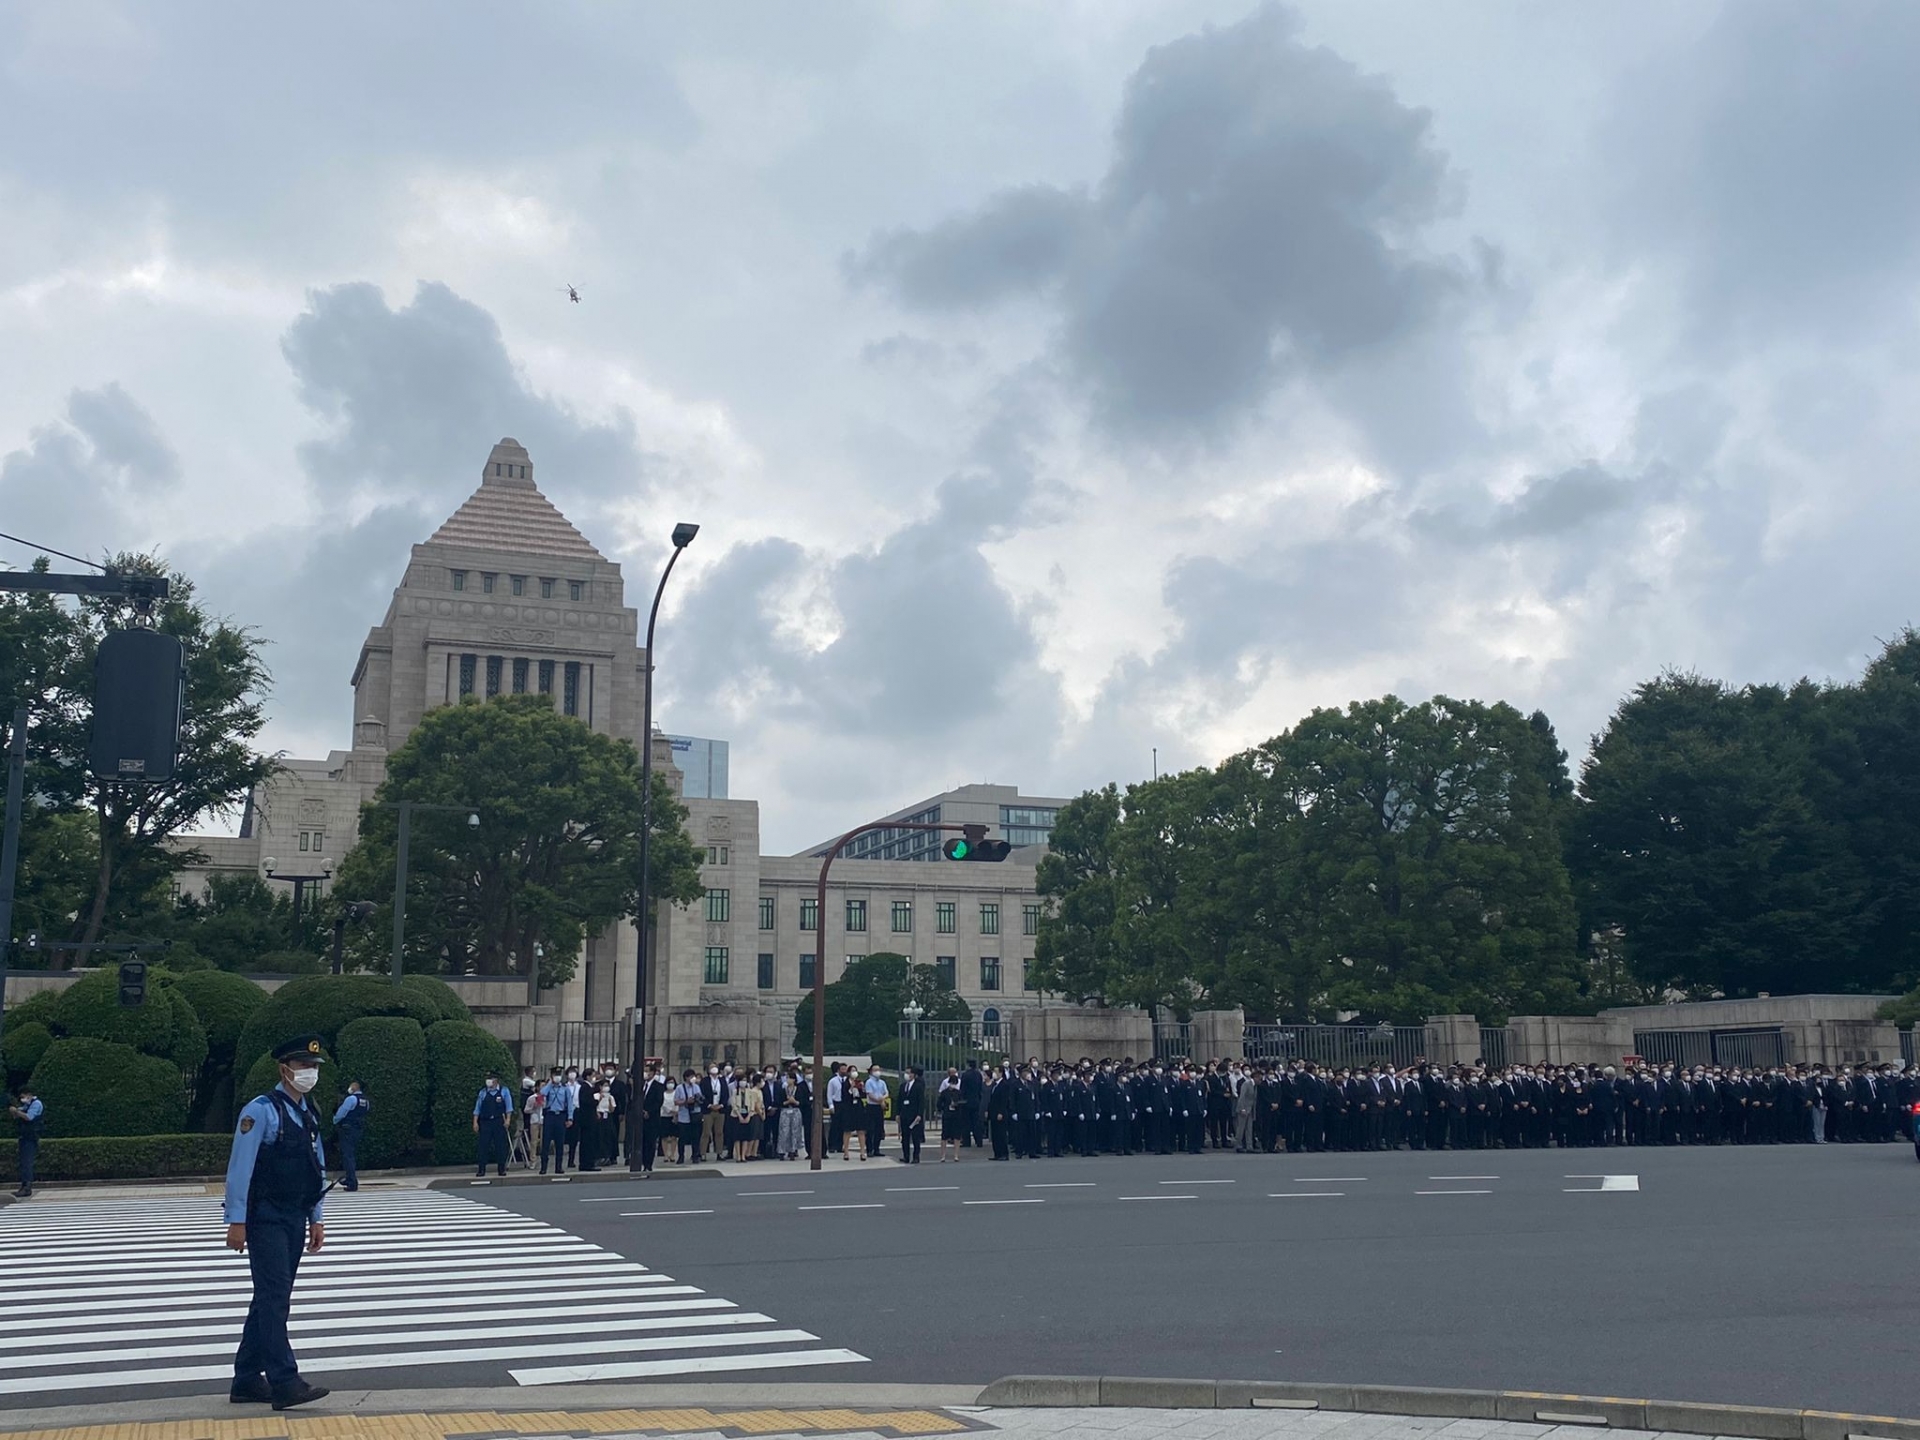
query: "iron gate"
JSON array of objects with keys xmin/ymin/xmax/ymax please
[
  {"xmin": 1633, "ymin": 1027, "xmax": 1787, "ymax": 1070},
  {"xmin": 1903, "ymin": 1030, "xmax": 1916, "ymax": 1069},
  {"xmin": 896, "ymin": 1019, "xmax": 1011, "ymax": 1078},
  {"xmin": 1152, "ymin": 1021, "xmax": 1193, "ymax": 1062},
  {"xmin": 555, "ymin": 1020, "xmax": 624, "ymax": 1073},
  {"xmin": 1479, "ymin": 1026, "xmax": 1511, "ymax": 1069},
  {"xmin": 1244, "ymin": 1023, "xmax": 1428, "ymax": 1071}
]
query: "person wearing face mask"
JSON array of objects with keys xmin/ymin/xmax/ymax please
[
  {"xmin": 222, "ymin": 1034, "xmax": 332, "ymax": 1412},
  {"xmin": 330, "ymin": 1080, "xmax": 369, "ymax": 1191},
  {"xmin": 472, "ymin": 1071, "xmax": 511, "ymax": 1178}
]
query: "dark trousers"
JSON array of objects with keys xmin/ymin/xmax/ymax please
[
  {"xmin": 677, "ymin": 1118, "xmax": 701, "ymax": 1161},
  {"xmin": 541, "ymin": 1121, "xmax": 569, "ymax": 1172},
  {"xmin": 899, "ymin": 1118, "xmax": 922, "ymax": 1163},
  {"xmin": 475, "ymin": 1121, "xmax": 508, "ymax": 1175},
  {"xmin": 639, "ymin": 1117, "xmax": 662, "ymax": 1171},
  {"xmin": 867, "ymin": 1109, "xmax": 885, "ymax": 1157},
  {"xmin": 336, "ymin": 1131, "xmax": 360, "ymax": 1189},
  {"xmin": 15, "ymin": 1136, "xmax": 37, "ymax": 1192},
  {"xmin": 575, "ymin": 1116, "xmax": 598, "ymax": 1170},
  {"xmin": 235, "ymin": 1214, "xmax": 305, "ymax": 1388}
]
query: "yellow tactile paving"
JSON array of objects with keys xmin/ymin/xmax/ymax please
[{"xmin": 0, "ymin": 1407, "xmax": 976, "ymax": 1440}]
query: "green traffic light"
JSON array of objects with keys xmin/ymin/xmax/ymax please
[{"xmin": 949, "ymin": 839, "xmax": 969, "ymax": 859}]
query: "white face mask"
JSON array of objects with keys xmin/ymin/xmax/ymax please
[{"xmin": 286, "ymin": 1068, "xmax": 320, "ymax": 1094}]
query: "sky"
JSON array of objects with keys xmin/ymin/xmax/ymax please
[{"xmin": 3, "ymin": 1, "xmax": 1917, "ymax": 855}]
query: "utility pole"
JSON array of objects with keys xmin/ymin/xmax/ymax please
[
  {"xmin": 0, "ymin": 708, "xmax": 27, "ymax": 1054},
  {"xmin": 384, "ymin": 800, "xmax": 479, "ymax": 985}
]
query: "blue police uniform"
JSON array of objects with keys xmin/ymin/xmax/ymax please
[
  {"xmin": 11, "ymin": 1094, "xmax": 43, "ymax": 1196},
  {"xmin": 473, "ymin": 1082, "xmax": 510, "ymax": 1176},
  {"xmin": 224, "ymin": 1036, "xmax": 329, "ymax": 1408},
  {"xmin": 538, "ymin": 1077, "xmax": 574, "ymax": 1174},
  {"xmin": 331, "ymin": 1090, "xmax": 370, "ymax": 1190}
]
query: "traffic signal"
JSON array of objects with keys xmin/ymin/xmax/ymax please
[
  {"xmin": 118, "ymin": 959, "xmax": 148, "ymax": 1008},
  {"xmin": 943, "ymin": 824, "xmax": 1012, "ymax": 862},
  {"xmin": 90, "ymin": 628, "xmax": 185, "ymax": 782}
]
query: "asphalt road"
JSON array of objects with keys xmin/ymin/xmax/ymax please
[
  {"xmin": 459, "ymin": 1141, "xmax": 1920, "ymax": 1414},
  {"xmin": 5, "ymin": 1141, "xmax": 1914, "ymax": 1414}
]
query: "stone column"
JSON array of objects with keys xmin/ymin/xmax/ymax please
[
  {"xmin": 1425, "ymin": 1014, "xmax": 1481, "ymax": 1068},
  {"xmin": 1190, "ymin": 1008, "xmax": 1245, "ymax": 1063}
]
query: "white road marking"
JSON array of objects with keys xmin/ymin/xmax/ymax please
[
  {"xmin": 1118, "ymin": 1195, "xmax": 1195, "ymax": 1201},
  {"xmin": 1160, "ymin": 1179, "xmax": 1234, "ymax": 1184},
  {"xmin": 512, "ymin": 1347, "xmax": 871, "ymax": 1385},
  {"xmin": 1428, "ymin": 1175, "xmax": 1499, "ymax": 1180},
  {"xmin": 579, "ymin": 1194, "xmax": 666, "ymax": 1203},
  {"xmin": 737, "ymin": 1190, "xmax": 813, "ymax": 1196},
  {"xmin": 1294, "ymin": 1176, "xmax": 1367, "ymax": 1182},
  {"xmin": 796, "ymin": 1203, "xmax": 884, "ymax": 1210},
  {"xmin": 963, "ymin": 1199, "xmax": 1043, "ymax": 1205},
  {"xmin": 616, "ymin": 1209, "xmax": 713, "ymax": 1217},
  {"xmin": 885, "ymin": 1186, "xmax": 959, "ymax": 1192},
  {"xmin": 1565, "ymin": 1174, "xmax": 1640, "ymax": 1192},
  {"xmin": 1416, "ymin": 1189, "xmax": 1493, "ymax": 1195},
  {"xmin": 1025, "ymin": 1183, "xmax": 1095, "ymax": 1188},
  {"xmin": 1269, "ymin": 1192, "xmax": 1344, "ymax": 1198}
]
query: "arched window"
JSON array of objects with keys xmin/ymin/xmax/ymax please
[{"xmin": 982, "ymin": 1007, "xmax": 1001, "ymax": 1039}]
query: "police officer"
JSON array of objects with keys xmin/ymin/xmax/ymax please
[
  {"xmin": 473, "ymin": 1071, "xmax": 511, "ymax": 1177},
  {"xmin": 223, "ymin": 1034, "xmax": 331, "ymax": 1411},
  {"xmin": 8, "ymin": 1083, "xmax": 43, "ymax": 1197},
  {"xmin": 331, "ymin": 1080, "xmax": 369, "ymax": 1191}
]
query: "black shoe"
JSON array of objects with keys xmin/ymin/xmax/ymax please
[
  {"xmin": 272, "ymin": 1380, "xmax": 330, "ymax": 1411},
  {"xmin": 230, "ymin": 1377, "xmax": 272, "ymax": 1404}
]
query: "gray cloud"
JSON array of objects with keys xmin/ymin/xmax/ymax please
[
  {"xmin": 0, "ymin": 384, "xmax": 179, "ymax": 557},
  {"xmin": 849, "ymin": 4, "xmax": 1468, "ymax": 440}
]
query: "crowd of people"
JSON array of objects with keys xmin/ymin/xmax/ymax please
[{"xmin": 473, "ymin": 1053, "xmax": 1919, "ymax": 1182}]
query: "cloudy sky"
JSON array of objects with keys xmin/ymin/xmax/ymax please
[{"xmin": 3, "ymin": 2, "xmax": 1917, "ymax": 853}]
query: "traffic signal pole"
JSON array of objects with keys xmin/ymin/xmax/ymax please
[
  {"xmin": 0, "ymin": 708, "xmax": 27, "ymax": 1056},
  {"xmin": 808, "ymin": 820, "xmax": 1002, "ymax": 1172}
]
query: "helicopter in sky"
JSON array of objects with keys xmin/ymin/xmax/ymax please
[{"xmin": 558, "ymin": 284, "xmax": 581, "ymax": 304}]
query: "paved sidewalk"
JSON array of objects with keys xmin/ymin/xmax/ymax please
[{"xmin": 0, "ymin": 1401, "xmax": 1826, "ymax": 1440}]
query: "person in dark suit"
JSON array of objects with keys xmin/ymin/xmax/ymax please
[
  {"xmin": 958, "ymin": 1061, "xmax": 985, "ymax": 1149},
  {"xmin": 895, "ymin": 1067, "xmax": 926, "ymax": 1164},
  {"xmin": 987, "ymin": 1066, "xmax": 1015, "ymax": 1160}
]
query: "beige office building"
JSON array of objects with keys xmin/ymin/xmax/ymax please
[{"xmin": 176, "ymin": 439, "xmax": 1054, "ymax": 1068}]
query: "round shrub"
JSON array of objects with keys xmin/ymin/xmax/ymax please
[
  {"xmin": 237, "ymin": 1046, "xmax": 344, "ymax": 1134},
  {"xmin": 51, "ymin": 969, "xmax": 176, "ymax": 1059},
  {"xmin": 401, "ymin": 974, "xmax": 472, "ymax": 1023},
  {"xmin": 163, "ymin": 987, "xmax": 209, "ymax": 1077},
  {"xmin": 234, "ymin": 975, "xmax": 441, "ymax": 1079},
  {"xmin": 336, "ymin": 1016, "xmax": 428, "ymax": 1169},
  {"xmin": 425, "ymin": 1020, "xmax": 517, "ymax": 1165},
  {"xmin": 2, "ymin": 1020, "xmax": 54, "ymax": 1087},
  {"xmin": 172, "ymin": 970, "xmax": 267, "ymax": 1067},
  {"xmin": 28, "ymin": 1037, "xmax": 188, "ymax": 1138},
  {"xmin": 252, "ymin": 949, "xmax": 324, "ymax": 975},
  {"xmin": 7, "ymin": 989, "xmax": 61, "ymax": 1033}
]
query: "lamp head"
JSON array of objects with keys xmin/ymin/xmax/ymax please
[
  {"xmin": 671, "ymin": 522, "xmax": 700, "ymax": 549},
  {"xmin": 264, "ymin": 858, "xmax": 278, "ymax": 874},
  {"xmin": 466, "ymin": 812, "xmax": 480, "ymax": 828},
  {"xmin": 322, "ymin": 858, "xmax": 335, "ymax": 877}
]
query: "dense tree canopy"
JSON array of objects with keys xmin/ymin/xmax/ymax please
[
  {"xmin": 792, "ymin": 952, "xmax": 973, "ymax": 1053},
  {"xmin": 330, "ymin": 694, "xmax": 703, "ymax": 986}
]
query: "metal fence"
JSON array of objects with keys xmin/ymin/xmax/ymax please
[
  {"xmin": 1478, "ymin": 1026, "xmax": 1511, "ymax": 1069},
  {"xmin": 1901, "ymin": 1029, "xmax": 1915, "ymax": 1068},
  {"xmin": 1633, "ymin": 1027, "xmax": 1787, "ymax": 1070},
  {"xmin": 1152, "ymin": 1021, "xmax": 1193, "ymax": 1062},
  {"xmin": 1243, "ymin": 1023, "xmax": 1429, "ymax": 1071},
  {"xmin": 555, "ymin": 1020, "xmax": 625, "ymax": 1073},
  {"xmin": 896, "ymin": 1019, "xmax": 1012, "ymax": 1077}
]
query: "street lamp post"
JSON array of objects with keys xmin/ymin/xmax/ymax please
[
  {"xmin": 263, "ymin": 858, "xmax": 333, "ymax": 926},
  {"xmin": 627, "ymin": 521, "xmax": 699, "ymax": 1173},
  {"xmin": 385, "ymin": 801, "xmax": 480, "ymax": 985},
  {"xmin": 901, "ymin": 1000, "xmax": 925, "ymax": 1074},
  {"xmin": 329, "ymin": 901, "xmax": 376, "ymax": 974}
]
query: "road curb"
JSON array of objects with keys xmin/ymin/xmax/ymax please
[
  {"xmin": 424, "ymin": 1168, "xmax": 725, "ymax": 1189},
  {"xmin": 974, "ymin": 1377, "xmax": 1920, "ymax": 1438}
]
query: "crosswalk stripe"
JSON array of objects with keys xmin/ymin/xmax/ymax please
[
  {"xmin": 0, "ymin": 1192, "xmax": 866, "ymax": 1395},
  {"xmin": 512, "ymin": 1348, "xmax": 873, "ymax": 1385}
]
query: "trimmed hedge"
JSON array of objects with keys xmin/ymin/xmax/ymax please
[
  {"xmin": 402, "ymin": 975, "xmax": 473, "ymax": 1024},
  {"xmin": 237, "ymin": 1048, "xmax": 345, "ymax": 1137},
  {"xmin": 2, "ymin": 1020, "xmax": 54, "ymax": 1087},
  {"xmin": 172, "ymin": 970, "xmax": 267, "ymax": 1066},
  {"xmin": 0, "ymin": 1133, "xmax": 231, "ymax": 1182},
  {"xmin": 234, "ymin": 975, "xmax": 442, "ymax": 1079},
  {"xmin": 336, "ymin": 1016, "xmax": 427, "ymax": 1169},
  {"xmin": 28, "ymin": 1037, "xmax": 189, "ymax": 1137},
  {"xmin": 161, "ymin": 985, "xmax": 210, "ymax": 1076},
  {"xmin": 425, "ymin": 1020, "xmax": 518, "ymax": 1165},
  {"xmin": 6, "ymin": 989, "xmax": 61, "ymax": 1032},
  {"xmin": 51, "ymin": 970, "xmax": 176, "ymax": 1060}
]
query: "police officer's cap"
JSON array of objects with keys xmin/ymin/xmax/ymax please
[{"xmin": 273, "ymin": 1034, "xmax": 327, "ymax": 1064}]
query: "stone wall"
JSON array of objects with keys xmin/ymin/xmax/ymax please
[{"xmin": 1006, "ymin": 1005, "xmax": 1153, "ymax": 1063}]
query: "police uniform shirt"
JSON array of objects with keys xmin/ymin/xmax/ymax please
[
  {"xmin": 14, "ymin": 1097, "xmax": 43, "ymax": 1130},
  {"xmin": 332, "ymin": 1093, "xmax": 369, "ymax": 1128},
  {"xmin": 223, "ymin": 1089, "xmax": 328, "ymax": 1224}
]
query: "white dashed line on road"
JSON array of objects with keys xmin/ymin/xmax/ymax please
[
  {"xmin": 1294, "ymin": 1176, "xmax": 1367, "ymax": 1182},
  {"xmin": 1428, "ymin": 1175, "xmax": 1499, "ymax": 1180},
  {"xmin": 1565, "ymin": 1174, "xmax": 1640, "ymax": 1192},
  {"xmin": 579, "ymin": 1195, "xmax": 665, "ymax": 1203},
  {"xmin": 617, "ymin": 1210, "xmax": 714, "ymax": 1217},
  {"xmin": 796, "ymin": 1203, "xmax": 885, "ymax": 1211},
  {"xmin": 1026, "ymin": 1183, "xmax": 1095, "ymax": 1188},
  {"xmin": 1118, "ymin": 1195, "xmax": 1195, "ymax": 1201},
  {"xmin": 1161, "ymin": 1179, "xmax": 1234, "ymax": 1185},
  {"xmin": 1269, "ymin": 1192, "xmax": 1344, "ymax": 1198},
  {"xmin": 1416, "ymin": 1190, "xmax": 1492, "ymax": 1196},
  {"xmin": 885, "ymin": 1186, "xmax": 959, "ymax": 1192},
  {"xmin": 736, "ymin": 1190, "xmax": 813, "ymax": 1196},
  {"xmin": 964, "ymin": 1199, "xmax": 1044, "ymax": 1205}
]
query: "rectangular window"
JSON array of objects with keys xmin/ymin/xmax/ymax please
[
  {"xmin": 511, "ymin": 575, "xmax": 526, "ymax": 596},
  {"xmin": 705, "ymin": 888, "xmax": 730, "ymax": 923},
  {"xmin": 481, "ymin": 573, "xmax": 496, "ymax": 594},
  {"xmin": 936, "ymin": 902, "xmax": 956, "ymax": 934},
  {"xmin": 563, "ymin": 661, "xmax": 580, "ymax": 717},
  {"xmin": 799, "ymin": 954, "xmax": 816, "ymax": 990},
  {"xmin": 538, "ymin": 659, "xmax": 555, "ymax": 695},
  {"xmin": 891, "ymin": 901, "xmax": 912, "ymax": 933},
  {"xmin": 846, "ymin": 899, "xmax": 867, "ymax": 933},
  {"xmin": 569, "ymin": 580, "xmax": 584, "ymax": 602},
  {"xmin": 298, "ymin": 831, "xmax": 310, "ymax": 852},
  {"xmin": 458, "ymin": 653, "xmax": 476, "ymax": 697},
  {"xmin": 980, "ymin": 903, "xmax": 1000, "ymax": 937},
  {"xmin": 485, "ymin": 655, "xmax": 502, "ymax": 697},
  {"xmin": 310, "ymin": 831, "xmax": 323, "ymax": 853},
  {"xmin": 1023, "ymin": 958, "xmax": 1037, "ymax": 991},
  {"xmin": 451, "ymin": 570, "xmax": 467, "ymax": 591},
  {"xmin": 511, "ymin": 658, "xmax": 529, "ymax": 694},
  {"xmin": 1023, "ymin": 903, "xmax": 1040, "ymax": 937},
  {"xmin": 706, "ymin": 845, "xmax": 729, "ymax": 865},
  {"xmin": 759, "ymin": 897, "xmax": 775, "ymax": 931},
  {"xmin": 757, "ymin": 953, "xmax": 775, "ymax": 990},
  {"xmin": 800, "ymin": 899, "xmax": 817, "ymax": 932},
  {"xmin": 541, "ymin": 578, "xmax": 555, "ymax": 598},
  {"xmin": 703, "ymin": 947, "xmax": 729, "ymax": 985},
  {"xmin": 980, "ymin": 956, "xmax": 1001, "ymax": 991},
  {"xmin": 935, "ymin": 956, "xmax": 955, "ymax": 990}
]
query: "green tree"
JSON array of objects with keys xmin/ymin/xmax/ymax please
[
  {"xmin": 1031, "ymin": 785, "xmax": 1124, "ymax": 1001},
  {"xmin": 331, "ymin": 695, "xmax": 701, "ymax": 985},
  {"xmin": 2, "ymin": 554, "xmax": 275, "ymax": 953},
  {"xmin": 166, "ymin": 873, "xmax": 304, "ymax": 972},
  {"xmin": 792, "ymin": 952, "xmax": 971, "ymax": 1053}
]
